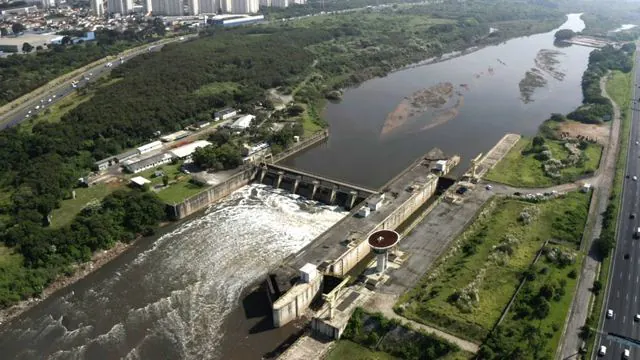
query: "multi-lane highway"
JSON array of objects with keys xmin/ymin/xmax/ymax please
[
  {"xmin": 597, "ymin": 49, "xmax": 640, "ymax": 360},
  {"xmin": 0, "ymin": 35, "xmax": 193, "ymax": 130}
]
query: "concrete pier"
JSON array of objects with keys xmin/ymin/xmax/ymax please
[
  {"xmin": 329, "ymin": 185, "xmax": 338, "ymax": 205},
  {"xmin": 292, "ymin": 176, "xmax": 301, "ymax": 194},
  {"xmin": 276, "ymin": 171, "xmax": 284, "ymax": 189},
  {"xmin": 347, "ymin": 191, "xmax": 358, "ymax": 210},
  {"xmin": 310, "ymin": 180, "xmax": 319, "ymax": 200}
]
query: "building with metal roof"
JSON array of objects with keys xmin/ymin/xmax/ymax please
[{"xmin": 169, "ymin": 140, "xmax": 212, "ymax": 159}]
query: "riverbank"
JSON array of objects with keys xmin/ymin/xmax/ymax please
[{"xmin": 0, "ymin": 241, "xmax": 132, "ymax": 325}]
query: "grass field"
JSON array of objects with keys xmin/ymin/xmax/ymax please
[
  {"xmin": 485, "ymin": 137, "xmax": 602, "ymax": 187},
  {"xmin": 483, "ymin": 246, "xmax": 583, "ymax": 358},
  {"xmin": 194, "ymin": 82, "xmax": 241, "ymax": 97},
  {"xmin": 50, "ymin": 183, "xmax": 124, "ymax": 229},
  {"xmin": 132, "ymin": 163, "xmax": 208, "ymax": 204},
  {"xmin": 398, "ymin": 192, "xmax": 590, "ymax": 342}
]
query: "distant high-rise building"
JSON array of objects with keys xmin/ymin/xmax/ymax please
[
  {"xmin": 90, "ymin": 0, "xmax": 105, "ymax": 16},
  {"xmin": 271, "ymin": 0, "xmax": 287, "ymax": 8},
  {"xmin": 150, "ymin": 0, "xmax": 182, "ymax": 15},
  {"xmin": 145, "ymin": 0, "xmax": 152, "ymax": 13},
  {"xmin": 259, "ymin": 0, "xmax": 270, "ymax": 6},
  {"xmin": 219, "ymin": 0, "xmax": 232, "ymax": 12},
  {"xmin": 192, "ymin": 0, "xmax": 218, "ymax": 14},
  {"xmin": 107, "ymin": 0, "xmax": 133, "ymax": 14},
  {"xmin": 231, "ymin": 0, "xmax": 257, "ymax": 13},
  {"xmin": 188, "ymin": 0, "xmax": 198, "ymax": 14}
]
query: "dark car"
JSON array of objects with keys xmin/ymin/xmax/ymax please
[
  {"xmin": 514, "ymin": 192, "xmax": 521, "ymax": 196},
  {"xmin": 456, "ymin": 186, "xmax": 468, "ymax": 195},
  {"xmin": 625, "ymin": 253, "xmax": 631, "ymax": 260},
  {"xmin": 631, "ymin": 213, "xmax": 636, "ymax": 219}
]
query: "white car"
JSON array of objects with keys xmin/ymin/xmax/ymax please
[
  {"xmin": 636, "ymin": 141, "xmax": 639, "ymax": 145},
  {"xmin": 35, "ymin": 105, "xmax": 40, "ymax": 110},
  {"xmin": 607, "ymin": 309, "xmax": 614, "ymax": 318},
  {"xmin": 634, "ymin": 176, "xmax": 638, "ymax": 181},
  {"xmin": 486, "ymin": 184, "xmax": 492, "ymax": 190},
  {"xmin": 27, "ymin": 110, "xmax": 31, "ymax": 114},
  {"xmin": 48, "ymin": 98, "xmax": 52, "ymax": 102},
  {"xmin": 598, "ymin": 345, "xmax": 607, "ymax": 356},
  {"xmin": 52, "ymin": 94, "xmax": 56, "ymax": 98},
  {"xmin": 624, "ymin": 348, "xmax": 630, "ymax": 359},
  {"xmin": 635, "ymin": 314, "xmax": 640, "ymax": 322},
  {"xmin": 25, "ymin": 114, "xmax": 29, "ymax": 119}
]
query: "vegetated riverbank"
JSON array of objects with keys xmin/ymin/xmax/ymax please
[
  {"xmin": 396, "ymin": 191, "xmax": 590, "ymax": 358},
  {"xmin": 0, "ymin": 1, "xmax": 568, "ymax": 315},
  {"xmin": 486, "ymin": 44, "xmax": 635, "ymax": 188}
]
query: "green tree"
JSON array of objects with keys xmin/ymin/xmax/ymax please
[
  {"xmin": 11, "ymin": 22, "xmax": 25, "ymax": 36},
  {"xmin": 162, "ymin": 174, "xmax": 169, "ymax": 187},
  {"xmin": 21, "ymin": 42, "xmax": 33, "ymax": 53},
  {"xmin": 532, "ymin": 135, "xmax": 545, "ymax": 147},
  {"xmin": 0, "ymin": 28, "xmax": 7, "ymax": 37},
  {"xmin": 554, "ymin": 29, "xmax": 575, "ymax": 41}
]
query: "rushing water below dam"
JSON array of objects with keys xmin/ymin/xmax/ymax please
[
  {"xmin": 0, "ymin": 186, "xmax": 346, "ymax": 360},
  {"xmin": 0, "ymin": 13, "xmax": 593, "ymax": 360},
  {"xmin": 285, "ymin": 13, "xmax": 590, "ymax": 188}
]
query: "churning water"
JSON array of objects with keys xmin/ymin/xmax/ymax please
[{"xmin": 0, "ymin": 184, "xmax": 347, "ymax": 360}]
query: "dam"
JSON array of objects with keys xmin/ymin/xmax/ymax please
[{"xmin": 263, "ymin": 148, "xmax": 460, "ymax": 328}]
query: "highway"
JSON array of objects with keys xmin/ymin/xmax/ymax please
[
  {"xmin": 0, "ymin": 35, "xmax": 194, "ymax": 130},
  {"xmin": 597, "ymin": 49, "xmax": 640, "ymax": 360}
]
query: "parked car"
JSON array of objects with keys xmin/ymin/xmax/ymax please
[{"xmin": 607, "ymin": 309, "xmax": 614, "ymax": 318}]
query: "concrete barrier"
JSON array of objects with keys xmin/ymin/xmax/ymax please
[
  {"xmin": 167, "ymin": 167, "xmax": 258, "ymax": 219},
  {"xmin": 271, "ymin": 129, "xmax": 329, "ymax": 164}
]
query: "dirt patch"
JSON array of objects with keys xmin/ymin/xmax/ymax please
[
  {"xmin": 381, "ymin": 82, "xmax": 464, "ymax": 136},
  {"xmin": 557, "ymin": 120, "xmax": 610, "ymax": 145}
]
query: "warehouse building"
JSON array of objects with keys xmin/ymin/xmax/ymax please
[
  {"xmin": 125, "ymin": 153, "xmax": 173, "ymax": 173},
  {"xmin": 169, "ymin": 140, "xmax": 212, "ymax": 160},
  {"xmin": 95, "ymin": 149, "xmax": 139, "ymax": 171},
  {"xmin": 230, "ymin": 114, "xmax": 255, "ymax": 130},
  {"xmin": 160, "ymin": 130, "xmax": 191, "ymax": 142},
  {"xmin": 137, "ymin": 140, "xmax": 163, "ymax": 155},
  {"xmin": 214, "ymin": 108, "xmax": 237, "ymax": 121}
]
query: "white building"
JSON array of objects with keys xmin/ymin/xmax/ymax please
[
  {"xmin": 137, "ymin": 140, "xmax": 163, "ymax": 154},
  {"xmin": 259, "ymin": 0, "xmax": 270, "ymax": 6},
  {"xmin": 228, "ymin": 0, "xmax": 258, "ymax": 13},
  {"xmin": 271, "ymin": 0, "xmax": 288, "ymax": 8},
  {"xmin": 230, "ymin": 114, "xmax": 255, "ymax": 130},
  {"xmin": 192, "ymin": 0, "xmax": 219, "ymax": 14},
  {"xmin": 125, "ymin": 153, "xmax": 173, "ymax": 173},
  {"xmin": 91, "ymin": 0, "xmax": 105, "ymax": 16},
  {"xmin": 107, "ymin": 0, "xmax": 134, "ymax": 14},
  {"xmin": 169, "ymin": 140, "xmax": 212, "ymax": 159},
  {"xmin": 188, "ymin": 0, "xmax": 199, "ymax": 15},
  {"xmin": 214, "ymin": 108, "xmax": 237, "ymax": 121},
  {"xmin": 151, "ymin": 0, "xmax": 182, "ymax": 15}
]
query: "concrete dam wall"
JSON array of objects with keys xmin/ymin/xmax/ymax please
[{"xmin": 167, "ymin": 167, "xmax": 258, "ymax": 220}]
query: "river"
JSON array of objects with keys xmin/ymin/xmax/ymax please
[
  {"xmin": 0, "ymin": 186, "xmax": 346, "ymax": 360},
  {"xmin": 0, "ymin": 13, "xmax": 592, "ymax": 360},
  {"xmin": 284, "ymin": 13, "xmax": 591, "ymax": 188}
]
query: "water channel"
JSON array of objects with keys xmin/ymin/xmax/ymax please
[
  {"xmin": 0, "ymin": 13, "xmax": 591, "ymax": 360},
  {"xmin": 285, "ymin": 13, "xmax": 590, "ymax": 188}
]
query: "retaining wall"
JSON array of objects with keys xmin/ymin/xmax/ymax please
[{"xmin": 168, "ymin": 167, "xmax": 257, "ymax": 219}]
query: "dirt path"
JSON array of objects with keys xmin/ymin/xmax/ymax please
[
  {"xmin": 557, "ymin": 73, "xmax": 622, "ymax": 359},
  {"xmin": 363, "ymin": 293, "xmax": 481, "ymax": 353}
]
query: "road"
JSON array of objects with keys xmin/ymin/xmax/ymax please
[
  {"xmin": 0, "ymin": 35, "xmax": 194, "ymax": 130},
  {"xmin": 596, "ymin": 50, "xmax": 640, "ymax": 359}
]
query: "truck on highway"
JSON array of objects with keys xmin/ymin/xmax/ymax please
[{"xmin": 635, "ymin": 227, "xmax": 640, "ymax": 238}]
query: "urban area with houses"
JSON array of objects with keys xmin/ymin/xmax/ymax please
[{"xmin": 3, "ymin": 0, "xmax": 640, "ymax": 360}]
